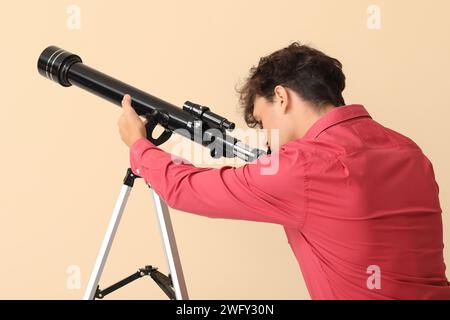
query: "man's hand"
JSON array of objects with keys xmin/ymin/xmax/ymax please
[{"xmin": 118, "ymin": 94, "xmax": 147, "ymax": 147}]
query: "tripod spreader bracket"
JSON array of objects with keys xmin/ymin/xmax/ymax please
[{"xmin": 94, "ymin": 265, "xmax": 175, "ymax": 300}]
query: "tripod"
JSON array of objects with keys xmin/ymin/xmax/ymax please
[
  {"xmin": 83, "ymin": 113, "xmax": 188, "ymax": 300},
  {"xmin": 83, "ymin": 168, "xmax": 188, "ymax": 300}
]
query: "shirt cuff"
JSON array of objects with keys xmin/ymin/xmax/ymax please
[{"xmin": 129, "ymin": 137, "xmax": 157, "ymax": 177}]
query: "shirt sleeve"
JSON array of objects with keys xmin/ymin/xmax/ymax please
[{"xmin": 129, "ymin": 137, "xmax": 307, "ymax": 229}]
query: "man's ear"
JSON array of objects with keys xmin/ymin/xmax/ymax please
[{"xmin": 273, "ymin": 85, "xmax": 289, "ymax": 114}]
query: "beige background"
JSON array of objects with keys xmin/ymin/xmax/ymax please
[{"xmin": 0, "ymin": 0, "xmax": 449, "ymax": 299}]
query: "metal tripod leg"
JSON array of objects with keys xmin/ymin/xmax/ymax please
[
  {"xmin": 83, "ymin": 182, "xmax": 130, "ymax": 300},
  {"xmin": 150, "ymin": 186, "xmax": 189, "ymax": 300},
  {"xmin": 83, "ymin": 168, "xmax": 188, "ymax": 300}
]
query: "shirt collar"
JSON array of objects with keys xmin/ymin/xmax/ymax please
[{"xmin": 302, "ymin": 104, "xmax": 372, "ymax": 140}]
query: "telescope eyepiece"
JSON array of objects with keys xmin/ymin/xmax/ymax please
[{"xmin": 37, "ymin": 46, "xmax": 82, "ymax": 87}]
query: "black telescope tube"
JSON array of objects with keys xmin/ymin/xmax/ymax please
[
  {"xmin": 69, "ymin": 63, "xmax": 196, "ymax": 138},
  {"xmin": 37, "ymin": 46, "xmax": 266, "ymax": 162},
  {"xmin": 37, "ymin": 46, "xmax": 196, "ymax": 137}
]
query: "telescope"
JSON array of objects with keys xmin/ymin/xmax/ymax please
[{"xmin": 37, "ymin": 46, "xmax": 266, "ymax": 162}]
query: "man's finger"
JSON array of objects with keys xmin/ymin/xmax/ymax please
[{"xmin": 121, "ymin": 94, "xmax": 133, "ymax": 112}]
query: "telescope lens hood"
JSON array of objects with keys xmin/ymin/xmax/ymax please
[{"xmin": 37, "ymin": 46, "xmax": 82, "ymax": 87}]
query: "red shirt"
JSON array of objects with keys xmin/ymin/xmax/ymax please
[{"xmin": 129, "ymin": 104, "xmax": 450, "ymax": 299}]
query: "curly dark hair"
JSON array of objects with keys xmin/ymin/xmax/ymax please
[{"xmin": 237, "ymin": 42, "xmax": 346, "ymax": 127}]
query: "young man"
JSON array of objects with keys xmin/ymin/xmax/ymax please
[{"xmin": 117, "ymin": 42, "xmax": 450, "ymax": 299}]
